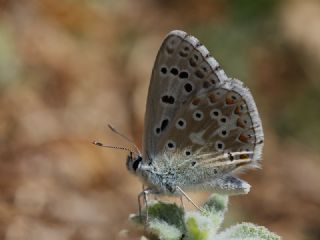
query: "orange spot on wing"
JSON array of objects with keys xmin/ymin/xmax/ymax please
[
  {"xmin": 191, "ymin": 98, "xmax": 201, "ymax": 106},
  {"xmin": 208, "ymin": 93, "xmax": 216, "ymax": 104},
  {"xmin": 237, "ymin": 119, "xmax": 246, "ymax": 128},
  {"xmin": 226, "ymin": 98, "xmax": 235, "ymax": 105},
  {"xmin": 239, "ymin": 154, "xmax": 249, "ymax": 159},
  {"xmin": 238, "ymin": 134, "xmax": 249, "ymax": 143}
]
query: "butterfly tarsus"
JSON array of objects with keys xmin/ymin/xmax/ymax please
[
  {"xmin": 179, "ymin": 195, "xmax": 185, "ymax": 210},
  {"xmin": 138, "ymin": 190, "xmax": 148, "ymax": 224},
  {"xmin": 138, "ymin": 188, "xmax": 158, "ymax": 225}
]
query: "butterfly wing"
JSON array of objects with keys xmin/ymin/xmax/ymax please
[
  {"xmin": 143, "ymin": 30, "xmax": 263, "ymax": 187},
  {"xmin": 143, "ymin": 30, "xmax": 228, "ymax": 159}
]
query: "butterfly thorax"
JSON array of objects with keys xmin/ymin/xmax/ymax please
[{"xmin": 126, "ymin": 153, "xmax": 184, "ymax": 194}]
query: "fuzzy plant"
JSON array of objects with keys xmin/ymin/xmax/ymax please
[{"xmin": 129, "ymin": 194, "xmax": 280, "ymax": 240}]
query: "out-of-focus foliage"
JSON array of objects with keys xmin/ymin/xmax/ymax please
[{"xmin": 0, "ymin": 0, "xmax": 319, "ymax": 240}]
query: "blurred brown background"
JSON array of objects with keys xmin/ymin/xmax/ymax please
[{"xmin": 0, "ymin": 0, "xmax": 320, "ymax": 239}]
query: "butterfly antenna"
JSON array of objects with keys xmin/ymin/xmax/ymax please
[
  {"xmin": 107, "ymin": 124, "xmax": 142, "ymax": 156},
  {"xmin": 92, "ymin": 140, "xmax": 134, "ymax": 153}
]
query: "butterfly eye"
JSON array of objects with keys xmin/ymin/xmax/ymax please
[
  {"xmin": 132, "ymin": 157, "xmax": 142, "ymax": 171},
  {"xmin": 193, "ymin": 110, "xmax": 204, "ymax": 121}
]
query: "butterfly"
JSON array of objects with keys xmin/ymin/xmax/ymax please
[{"xmin": 97, "ymin": 30, "xmax": 264, "ymax": 214}]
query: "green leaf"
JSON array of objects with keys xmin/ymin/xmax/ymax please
[
  {"xmin": 147, "ymin": 201, "xmax": 186, "ymax": 232},
  {"xmin": 203, "ymin": 194, "xmax": 228, "ymax": 214},
  {"xmin": 204, "ymin": 194, "xmax": 228, "ymax": 228},
  {"xmin": 185, "ymin": 213, "xmax": 208, "ymax": 240},
  {"xmin": 128, "ymin": 195, "xmax": 281, "ymax": 240},
  {"xmin": 185, "ymin": 194, "xmax": 229, "ymax": 239},
  {"xmin": 130, "ymin": 200, "xmax": 185, "ymax": 240},
  {"xmin": 215, "ymin": 222, "xmax": 281, "ymax": 240},
  {"xmin": 148, "ymin": 219, "xmax": 182, "ymax": 240}
]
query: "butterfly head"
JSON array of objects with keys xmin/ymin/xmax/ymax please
[{"xmin": 126, "ymin": 152, "xmax": 143, "ymax": 173}]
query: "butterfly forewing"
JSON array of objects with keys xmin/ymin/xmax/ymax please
[{"xmin": 143, "ymin": 30, "xmax": 263, "ymax": 179}]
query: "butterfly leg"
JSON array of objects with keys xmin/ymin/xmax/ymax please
[
  {"xmin": 176, "ymin": 186, "xmax": 205, "ymax": 213},
  {"xmin": 138, "ymin": 190, "xmax": 147, "ymax": 223},
  {"xmin": 179, "ymin": 195, "xmax": 185, "ymax": 210},
  {"xmin": 138, "ymin": 188, "xmax": 158, "ymax": 224},
  {"xmin": 144, "ymin": 184, "xmax": 159, "ymax": 201},
  {"xmin": 139, "ymin": 185, "xmax": 146, "ymax": 222}
]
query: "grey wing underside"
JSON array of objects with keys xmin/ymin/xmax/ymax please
[{"xmin": 142, "ymin": 30, "xmax": 264, "ymax": 168}]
